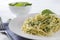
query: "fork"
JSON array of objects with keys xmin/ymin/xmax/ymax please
[
  {"xmin": 0, "ymin": 17, "xmax": 6, "ymax": 32},
  {"xmin": 0, "ymin": 17, "xmax": 12, "ymax": 40}
]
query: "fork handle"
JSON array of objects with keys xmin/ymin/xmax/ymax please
[{"xmin": 1, "ymin": 31, "xmax": 13, "ymax": 40}]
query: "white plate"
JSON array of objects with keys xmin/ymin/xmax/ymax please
[{"xmin": 9, "ymin": 13, "xmax": 60, "ymax": 40}]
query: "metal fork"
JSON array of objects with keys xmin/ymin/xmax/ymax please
[
  {"xmin": 0, "ymin": 17, "xmax": 12, "ymax": 40},
  {"xmin": 0, "ymin": 17, "xmax": 6, "ymax": 32}
]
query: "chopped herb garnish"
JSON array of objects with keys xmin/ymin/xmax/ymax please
[
  {"xmin": 56, "ymin": 21, "xmax": 59, "ymax": 23},
  {"xmin": 55, "ymin": 18, "xmax": 58, "ymax": 20},
  {"xmin": 45, "ymin": 27, "xmax": 50, "ymax": 32},
  {"xmin": 28, "ymin": 22, "xmax": 35, "ymax": 26},
  {"xmin": 43, "ymin": 27, "xmax": 50, "ymax": 32}
]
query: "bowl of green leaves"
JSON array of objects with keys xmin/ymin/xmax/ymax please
[{"xmin": 9, "ymin": 2, "xmax": 32, "ymax": 16}]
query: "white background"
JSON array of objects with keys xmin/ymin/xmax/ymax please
[{"xmin": 0, "ymin": 0, "xmax": 60, "ymax": 22}]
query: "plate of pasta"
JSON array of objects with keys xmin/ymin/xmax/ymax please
[{"xmin": 9, "ymin": 9, "xmax": 60, "ymax": 40}]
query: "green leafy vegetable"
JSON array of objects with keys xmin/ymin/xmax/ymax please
[
  {"xmin": 9, "ymin": 2, "xmax": 32, "ymax": 6},
  {"xmin": 9, "ymin": 3, "xmax": 15, "ymax": 6},
  {"xmin": 41, "ymin": 9, "xmax": 54, "ymax": 15}
]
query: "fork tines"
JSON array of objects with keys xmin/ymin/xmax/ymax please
[{"xmin": 0, "ymin": 17, "xmax": 5, "ymax": 30}]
